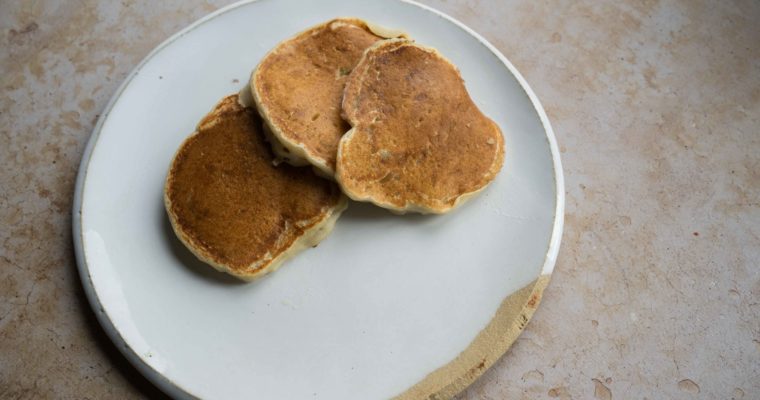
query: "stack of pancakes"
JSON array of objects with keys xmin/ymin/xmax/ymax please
[{"xmin": 165, "ymin": 18, "xmax": 505, "ymax": 281}]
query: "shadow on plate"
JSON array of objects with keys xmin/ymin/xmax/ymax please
[
  {"xmin": 159, "ymin": 197, "xmax": 450, "ymax": 284},
  {"xmin": 340, "ymin": 200, "xmax": 438, "ymax": 223}
]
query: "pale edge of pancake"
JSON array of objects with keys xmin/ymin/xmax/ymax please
[
  {"xmin": 231, "ymin": 195, "xmax": 348, "ymax": 282},
  {"xmin": 164, "ymin": 93, "xmax": 349, "ymax": 282},
  {"xmin": 250, "ymin": 18, "xmax": 408, "ymax": 179},
  {"xmin": 335, "ymin": 39, "xmax": 505, "ymax": 214},
  {"xmin": 241, "ymin": 85, "xmax": 310, "ymax": 169}
]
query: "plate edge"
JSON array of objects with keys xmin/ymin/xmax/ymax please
[
  {"xmin": 390, "ymin": 0, "xmax": 565, "ymax": 398},
  {"xmin": 71, "ymin": 1, "xmax": 269, "ymax": 399},
  {"xmin": 71, "ymin": 0, "xmax": 566, "ymax": 399}
]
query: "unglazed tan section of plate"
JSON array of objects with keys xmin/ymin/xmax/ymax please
[
  {"xmin": 73, "ymin": 1, "xmax": 563, "ymax": 399},
  {"xmin": 395, "ymin": 274, "xmax": 551, "ymax": 399}
]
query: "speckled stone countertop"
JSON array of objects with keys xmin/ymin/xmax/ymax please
[{"xmin": 1, "ymin": 1, "xmax": 758, "ymax": 399}]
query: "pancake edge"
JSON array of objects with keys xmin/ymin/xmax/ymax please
[
  {"xmin": 251, "ymin": 18, "xmax": 408, "ymax": 179},
  {"xmin": 335, "ymin": 39, "xmax": 505, "ymax": 214},
  {"xmin": 164, "ymin": 94, "xmax": 349, "ymax": 282},
  {"xmin": 335, "ymin": 129, "xmax": 501, "ymax": 215}
]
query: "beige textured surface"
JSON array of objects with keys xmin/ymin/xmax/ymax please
[
  {"xmin": 397, "ymin": 276, "xmax": 549, "ymax": 400},
  {"xmin": 0, "ymin": 1, "xmax": 758, "ymax": 399}
]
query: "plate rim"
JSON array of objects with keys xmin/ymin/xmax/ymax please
[{"xmin": 71, "ymin": 0, "xmax": 565, "ymax": 398}]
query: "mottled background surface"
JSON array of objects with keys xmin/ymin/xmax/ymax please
[{"xmin": 1, "ymin": 0, "xmax": 758, "ymax": 399}]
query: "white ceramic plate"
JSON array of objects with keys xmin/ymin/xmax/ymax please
[{"xmin": 73, "ymin": 0, "xmax": 563, "ymax": 398}]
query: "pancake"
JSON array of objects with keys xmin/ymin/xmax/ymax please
[
  {"xmin": 251, "ymin": 18, "xmax": 405, "ymax": 178},
  {"xmin": 164, "ymin": 93, "xmax": 347, "ymax": 281},
  {"xmin": 336, "ymin": 39, "xmax": 505, "ymax": 214}
]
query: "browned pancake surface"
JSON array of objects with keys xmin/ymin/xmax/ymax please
[
  {"xmin": 337, "ymin": 40, "xmax": 505, "ymax": 213},
  {"xmin": 252, "ymin": 19, "xmax": 389, "ymax": 174},
  {"xmin": 165, "ymin": 95, "xmax": 343, "ymax": 277}
]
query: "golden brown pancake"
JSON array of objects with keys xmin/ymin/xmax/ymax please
[
  {"xmin": 336, "ymin": 39, "xmax": 505, "ymax": 214},
  {"xmin": 251, "ymin": 18, "xmax": 405, "ymax": 178},
  {"xmin": 164, "ymin": 94, "xmax": 347, "ymax": 281}
]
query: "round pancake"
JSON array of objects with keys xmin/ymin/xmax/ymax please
[
  {"xmin": 164, "ymin": 94, "xmax": 347, "ymax": 281},
  {"xmin": 251, "ymin": 18, "xmax": 405, "ymax": 178},
  {"xmin": 336, "ymin": 39, "xmax": 505, "ymax": 214}
]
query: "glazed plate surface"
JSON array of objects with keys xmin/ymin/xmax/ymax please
[{"xmin": 73, "ymin": 0, "xmax": 564, "ymax": 398}]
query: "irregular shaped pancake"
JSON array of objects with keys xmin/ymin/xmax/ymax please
[
  {"xmin": 252, "ymin": 18, "xmax": 405, "ymax": 177},
  {"xmin": 164, "ymin": 94, "xmax": 347, "ymax": 281},
  {"xmin": 337, "ymin": 39, "xmax": 505, "ymax": 214}
]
